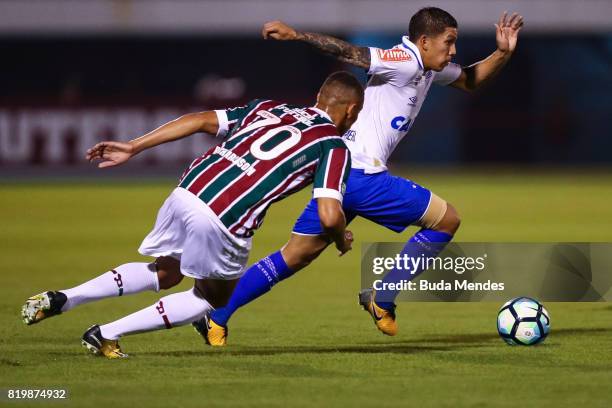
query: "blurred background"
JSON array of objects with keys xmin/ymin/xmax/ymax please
[
  {"xmin": 1, "ymin": 0, "xmax": 611, "ymax": 175},
  {"xmin": 2, "ymin": 5, "xmax": 612, "ymax": 404}
]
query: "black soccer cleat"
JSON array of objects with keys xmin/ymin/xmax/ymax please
[{"xmin": 81, "ymin": 324, "xmax": 128, "ymax": 359}]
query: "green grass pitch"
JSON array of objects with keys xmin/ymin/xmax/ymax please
[{"xmin": 1, "ymin": 170, "xmax": 612, "ymax": 407}]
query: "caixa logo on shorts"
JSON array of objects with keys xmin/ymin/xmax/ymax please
[{"xmin": 391, "ymin": 116, "xmax": 413, "ymax": 132}]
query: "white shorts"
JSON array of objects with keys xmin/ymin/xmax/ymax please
[{"xmin": 138, "ymin": 187, "xmax": 252, "ymax": 280}]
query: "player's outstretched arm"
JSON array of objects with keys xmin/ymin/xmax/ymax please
[
  {"xmin": 85, "ymin": 111, "xmax": 219, "ymax": 168},
  {"xmin": 451, "ymin": 12, "xmax": 524, "ymax": 92},
  {"xmin": 262, "ymin": 20, "xmax": 370, "ymax": 69}
]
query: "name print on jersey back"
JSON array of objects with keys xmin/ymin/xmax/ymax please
[{"xmin": 178, "ymin": 99, "xmax": 350, "ymax": 237}]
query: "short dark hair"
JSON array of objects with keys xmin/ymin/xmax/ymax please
[
  {"xmin": 319, "ymin": 71, "xmax": 364, "ymax": 104},
  {"xmin": 408, "ymin": 7, "xmax": 457, "ymax": 40}
]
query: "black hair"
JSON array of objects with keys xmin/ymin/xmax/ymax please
[
  {"xmin": 320, "ymin": 71, "xmax": 364, "ymax": 103},
  {"xmin": 408, "ymin": 7, "xmax": 458, "ymax": 40}
]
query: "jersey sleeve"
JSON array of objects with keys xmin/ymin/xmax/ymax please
[
  {"xmin": 313, "ymin": 139, "xmax": 351, "ymax": 203},
  {"xmin": 433, "ymin": 62, "xmax": 462, "ymax": 86},
  {"xmin": 214, "ymin": 99, "xmax": 264, "ymax": 138},
  {"xmin": 368, "ymin": 47, "xmax": 420, "ymax": 87}
]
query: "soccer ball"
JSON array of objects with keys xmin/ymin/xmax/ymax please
[{"xmin": 497, "ymin": 297, "xmax": 550, "ymax": 345}]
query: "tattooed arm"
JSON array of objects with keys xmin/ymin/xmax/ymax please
[{"xmin": 262, "ymin": 20, "xmax": 370, "ymax": 69}]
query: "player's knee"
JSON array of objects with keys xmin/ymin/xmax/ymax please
[
  {"xmin": 434, "ymin": 203, "xmax": 461, "ymax": 235},
  {"xmin": 282, "ymin": 246, "xmax": 320, "ymax": 271},
  {"xmin": 155, "ymin": 256, "xmax": 184, "ymax": 290},
  {"xmin": 293, "ymin": 251, "xmax": 321, "ymax": 270},
  {"xmin": 281, "ymin": 234, "xmax": 328, "ymax": 271}
]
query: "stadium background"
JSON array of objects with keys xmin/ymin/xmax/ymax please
[
  {"xmin": 2, "ymin": 0, "xmax": 612, "ymax": 167},
  {"xmin": 1, "ymin": 1, "xmax": 611, "ymax": 407}
]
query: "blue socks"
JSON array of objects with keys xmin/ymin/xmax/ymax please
[
  {"xmin": 376, "ymin": 229, "xmax": 453, "ymax": 310},
  {"xmin": 210, "ymin": 251, "xmax": 293, "ymax": 326},
  {"xmin": 210, "ymin": 231, "xmax": 452, "ymax": 324}
]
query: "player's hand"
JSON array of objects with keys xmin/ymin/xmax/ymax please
[
  {"xmin": 262, "ymin": 20, "xmax": 299, "ymax": 41},
  {"xmin": 337, "ymin": 230, "xmax": 353, "ymax": 257},
  {"xmin": 86, "ymin": 141, "xmax": 135, "ymax": 168},
  {"xmin": 495, "ymin": 11, "xmax": 524, "ymax": 54}
]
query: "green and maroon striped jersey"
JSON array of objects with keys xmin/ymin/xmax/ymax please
[{"xmin": 178, "ymin": 99, "xmax": 351, "ymax": 238}]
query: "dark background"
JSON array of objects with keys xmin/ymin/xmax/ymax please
[{"xmin": 1, "ymin": 33, "xmax": 611, "ymax": 166}]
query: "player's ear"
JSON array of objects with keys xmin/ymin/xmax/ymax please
[
  {"xmin": 347, "ymin": 101, "xmax": 360, "ymax": 120},
  {"xmin": 419, "ymin": 35, "xmax": 429, "ymax": 51}
]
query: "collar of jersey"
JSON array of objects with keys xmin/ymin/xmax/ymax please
[
  {"xmin": 310, "ymin": 106, "xmax": 332, "ymax": 122},
  {"xmin": 400, "ymin": 36, "xmax": 424, "ymax": 71}
]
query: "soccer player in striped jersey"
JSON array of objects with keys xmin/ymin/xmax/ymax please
[
  {"xmin": 197, "ymin": 8, "xmax": 524, "ymax": 344},
  {"xmin": 21, "ymin": 71, "xmax": 363, "ymax": 358}
]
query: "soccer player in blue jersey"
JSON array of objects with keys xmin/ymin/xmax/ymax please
[
  {"xmin": 21, "ymin": 72, "xmax": 362, "ymax": 358},
  {"xmin": 199, "ymin": 8, "xmax": 524, "ymax": 344}
]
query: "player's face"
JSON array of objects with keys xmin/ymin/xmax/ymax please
[{"xmin": 422, "ymin": 27, "xmax": 457, "ymax": 71}]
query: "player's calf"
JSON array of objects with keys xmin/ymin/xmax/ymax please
[
  {"xmin": 22, "ymin": 260, "xmax": 180, "ymax": 325},
  {"xmin": 281, "ymin": 233, "xmax": 330, "ymax": 271}
]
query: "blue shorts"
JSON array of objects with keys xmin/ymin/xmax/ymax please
[{"xmin": 293, "ymin": 169, "xmax": 432, "ymax": 235}]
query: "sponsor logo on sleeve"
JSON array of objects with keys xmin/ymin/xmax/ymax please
[
  {"xmin": 377, "ymin": 48, "xmax": 412, "ymax": 62},
  {"xmin": 391, "ymin": 116, "xmax": 413, "ymax": 132},
  {"xmin": 343, "ymin": 129, "xmax": 356, "ymax": 142}
]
